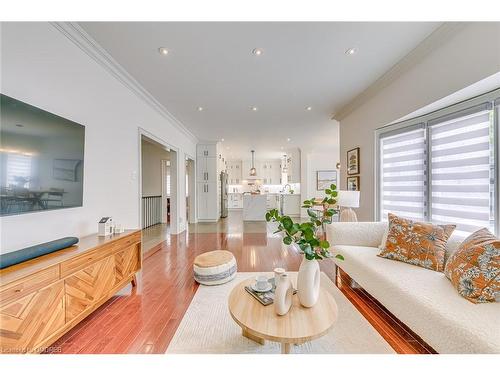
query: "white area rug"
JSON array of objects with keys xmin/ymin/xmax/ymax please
[{"xmin": 166, "ymin": 272, "xmax": 395, "ymax": 354}]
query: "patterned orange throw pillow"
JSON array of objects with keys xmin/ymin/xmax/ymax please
[
  {"xmin": 444, "ymin": 228, "xmax": 500, "ymax": 303},
  {"xmin": 378, "ymin": 213, "xmax": 455, "ymax": 272}
]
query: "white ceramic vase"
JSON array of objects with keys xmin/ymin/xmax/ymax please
[
  {"xmin": 274, "ymin": 267, "xmax": 285, "ymax": 288},
  {"xmin": 274, "ymin": 273, "xmax": 293, "ymax": 316},
  {"xmin": 297, "ymin": 256, "xmax": 320, "ymax": 307}
]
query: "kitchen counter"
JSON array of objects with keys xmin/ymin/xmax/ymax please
[
  {"xmin": 280, "ymin": 194, "xmax": 301, "ymax": 216},
  {"xmin": 242, "ymin": 194, "xmax": 267, "ymax": 221}
]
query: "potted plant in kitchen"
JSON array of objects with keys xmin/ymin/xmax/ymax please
[{"xmin": 265, "ymin": 184, "xmax": 344, "ymax": 307}]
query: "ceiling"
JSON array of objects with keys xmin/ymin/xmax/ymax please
[{"xmin": 79, "ymin": 22, "xmax": 441, "ymax": 159}]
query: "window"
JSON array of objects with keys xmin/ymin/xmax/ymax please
[
  {"xmin": 6, "ymin": 153, "xmax": 32, "ymax": 188},
  {"xmin": 429, "ymin": 107, "xmax": 494, "ymax": 235},
  {"xmin": 377, "ymin": 91, "xmax": 499, "ymax": 236},
  {"xmin": 379, "ymin": 125, "xmax": 426, "ymax": 221}
]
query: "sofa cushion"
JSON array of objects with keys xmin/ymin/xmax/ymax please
[
  {"xmin": 333, "ymin": 244, "xmax": 500, "ymax": 353},
  {"xmin": 378, "ymin": 213, "xmax": 455, "ymax": 272},
  {"xmin": 0, "ymin": 237, "xmax": 79, "ymax": 269},
  {"xmin": 445, "ymin": 228, "xmax": 500, "ymax": 303},
  {"xmin": 326, "ymin": 221, "xmax": 388, "ymax": 247},
  {"xmin": 326, "ymin": 222, "xmax": 464, "ymax": 262}
]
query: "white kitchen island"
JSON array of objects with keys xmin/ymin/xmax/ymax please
[{"xmin": 242, "ymin": 194, "xmax": 267, "ymax": 221}]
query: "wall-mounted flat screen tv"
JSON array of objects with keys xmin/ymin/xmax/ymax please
[{"xmin": 0, "ymin": 94, "xmax": 85, "ymax": 216}]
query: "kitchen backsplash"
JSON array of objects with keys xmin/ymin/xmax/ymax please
[{"xmin": 227, "ymin": 183, "xmax": 300, "ymax": 194}]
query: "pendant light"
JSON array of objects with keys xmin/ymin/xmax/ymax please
[{"xmin": 250, "ymin": 150, "xmax": 257, "ymax": 176}]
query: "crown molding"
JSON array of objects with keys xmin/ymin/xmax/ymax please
[
  {"xmin": 50, "ymin": 22, "xmax": 198, "ymax": 144},
  {"xmin": 332, "ymin": 22, "xmax": 468, "ymax": 121}
]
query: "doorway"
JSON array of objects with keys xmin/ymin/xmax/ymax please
[{"xmin": 140, "ymin": 132, "xmax": 178, "ymax": 257}]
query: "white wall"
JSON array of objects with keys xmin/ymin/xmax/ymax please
[
  {"xmin": 339, "ymin": 23, "xmax": 500, "ymax": 221},
  {"xmin": 300, "ymin": 121, "xmax": 340, "ymax": 217},
  {"xmin": 0, "ymin": 22, "xmax": 197, "ymax": 253}
]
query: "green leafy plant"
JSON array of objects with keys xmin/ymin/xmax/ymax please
[{"xmin": 265, "ymin": 184, "xmax": 344, "ymax": 261}]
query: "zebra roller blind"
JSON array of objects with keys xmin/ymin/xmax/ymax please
[
  {"xmin": 377, "ymin": 93, "xmax": 498, "ymax": 236},
  {"xmin": 379, "ymin": 125, "xmax": 426, "ymax": 221},
  {"xmin": 430, "ymin": 107, "xmax": 494, "ymax": 235}
]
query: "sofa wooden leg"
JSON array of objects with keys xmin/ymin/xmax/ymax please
[{"xmin": 131, "ymin": 275, "xmax": 137, "ymax": 288}]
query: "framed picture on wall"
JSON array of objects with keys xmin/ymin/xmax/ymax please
[
  {"xmin": 347, "ymin": 176, "xmax": 360, "ymax": 191},
  {"xmin": 316, "ymin": 170, "xmax": 337, "ymax": 190},
  {"xmin": 347, "ymin": 147, "xmax": 360, "ymax": 175}
]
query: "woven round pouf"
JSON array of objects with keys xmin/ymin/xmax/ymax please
[{"xmin": 193, "ymin": 250, "xmax": 237, "ymax": 286}]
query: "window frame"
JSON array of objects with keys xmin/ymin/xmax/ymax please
[{"xmin": 375, "ymin": 88, "xmax": 500, "ymax": 234}]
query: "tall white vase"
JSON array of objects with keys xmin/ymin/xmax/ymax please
[
  {"xmin": 297, "ymin": 256, "xmax": 320, "ymax": 307},
  {"xmin": 274, "ymin": 267, "xmax": 285, "ymax": 288},
  {"xmin": 274, "ymin": 273, "xmax": 293, "ymax": 316}
]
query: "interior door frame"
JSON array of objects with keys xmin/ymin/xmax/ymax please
[{"xmin": 138, "ymin": 127, "xmax": 179, "ymax": 234}]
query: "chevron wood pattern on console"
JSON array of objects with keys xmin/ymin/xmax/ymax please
[
  {"xmin": 0, "ymin": 281, "xmax": 65, "ymax": 353},
  {"xmin": 114, "ymin": 245, "xmax": 141, "ymax": 286},
  {"xmin": 65, "ymin": 256, "xmax": 117, "ymax": 322},
  {"xmin": 0, "ymin": 230, "xmax": 141, "ymax": 354}
]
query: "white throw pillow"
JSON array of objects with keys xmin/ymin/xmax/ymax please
[{"xmin": 379, "ymin": 226, "xmax": 389, "ymax": 250}]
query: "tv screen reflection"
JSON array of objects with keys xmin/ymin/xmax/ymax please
[{"xmin": 0, "ymin": 94, "xmax": 85, "ymax": 216}]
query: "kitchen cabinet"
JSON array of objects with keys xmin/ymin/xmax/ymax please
[
  {"xmin": 241, "ymin": 160, "xmax": 253, "ymax": 180},
  {"xmin": 238, "ymin": 159, "xmax": 281, "ymax": 184},
  {"xmin": 197, "ymin": 143, "xmax": 221, "ymax": 222},
  {"xmin": 197, "ymin": 182, "xmax": 218, "ymax": 220},
  {"xmin": 196, "ymin": 156, "xmax": 217, "ymax": 182},
  {"xmin": 284, "ymin": 149, "xmax": 301, "ymax": 183},
  {"xmin": 260, "ymin": 160, "xmax": 281, "ymax": 185},
  {"xmin": 266, "ymin": 194, "xmax": 280, "ymax": 209},
  {"xmin": 281, "ymin": 194, "xmax": 301, "ymax": 216},
  {"xmin": 197, "ymin": 144, "xmax": 217, "ymax": 158},
  {"xmin": 228, "ymin": 193, "xmax": 243, "ymax": 209},
  {"xmin": 227, "ymin": 160, "xmax": 242, "ymax": 185}
]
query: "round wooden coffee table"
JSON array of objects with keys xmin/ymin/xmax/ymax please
[{"xmin": 228, "ymin": 276, "xmax": 338, "ymax": 354}]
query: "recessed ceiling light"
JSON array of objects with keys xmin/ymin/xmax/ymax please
[
  {"xmin": 287, "ymin": 138, "xmax": 291, "ymax": 142},
  {"xmin": 221, "ymin": 138, "xmax": 225, "ymax": 142},
  {"xmin": 197, "ymin": 106, "xmax": 203, "ymax": 111},
  {"xmin": 345, "ymin": 47, "xmax": 357, "ymax": 55},
  {"xmin": 158, "ymin": 47, "xmax": 169, "ymax": 55},
  {"xmin": 306, "ymin": 106, "xmax": 312, "ymax": 111},
  {"xmin": 252, "ymin": 48, "xmax": 263, "ymax": 56},
  {"xmin": 251, "ymin": 106, "xmax": 258, "ymax": 111}
]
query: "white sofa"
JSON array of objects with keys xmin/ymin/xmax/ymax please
[{"xmin": 326, "ymin": 222, "xmax": 500, "ymax": 354}]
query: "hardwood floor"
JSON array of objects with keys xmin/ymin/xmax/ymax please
[{"xmin": 50, "ymin": 212, "xmax": 433, "ymax": 354}]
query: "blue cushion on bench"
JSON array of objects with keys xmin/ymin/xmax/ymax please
[{"xmin": 0, "ymin": 237, "xmax": 79, "ymax": 270}]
